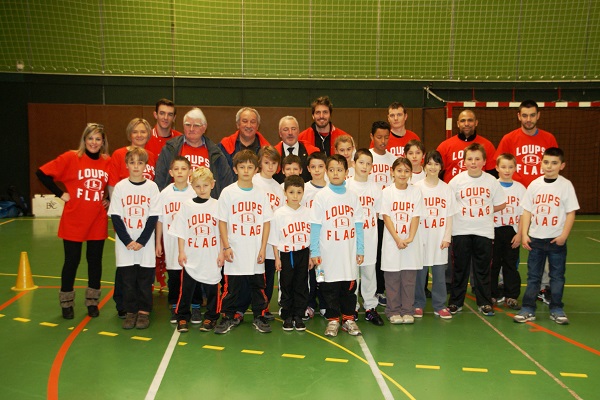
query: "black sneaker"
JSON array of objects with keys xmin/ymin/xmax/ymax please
[
  {"xmin": 214, "ymin": 317, "xmax": 234, "ymax": 334},
  {"xmin": 232, "ymin": 312, "xmax": 244, "ymax": 326},
  {"xmin": 263, "ymin": 311, "xmax": 275, "ymax": 321},
  {"xmin": 169, "ymin": 307, "xmax": 177, "ymax": 324},
  {"xmin": 293, "ymin": 316, "xmax": 306, "ymax": 331},
  {"xmin": 282, "ymin": 317, "xmax": 294, "ymax": 331},
  {"xmin": 177, "ymin": 320, "xmax": 189, "ymax": 333},
  {"xmin": 365, "ymin": 308, "xmax": 384, "ymax": 326},
  {"xmin": 117, "ymin": 310, "xmax": 126, "ymax": 319},
  {"xmin": 376, "ymin": 293, "xmax": 387, "ymax": 307},
  {"xmin": 199, "ymin": 319, "xmax": 216, "ymax": 332},
  {"xmin": 448, "ymin": 304, "xmax": 462, "ymax": 314},
  {"xmin": 253, "ymin": 316, "xmax": 272, "ymax": 333},
  {"xmin": 191, "ymin": 308, "xmax": 202, "ymax": 324}
]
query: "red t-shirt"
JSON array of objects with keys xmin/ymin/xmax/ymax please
[
  {"xmin": 369, "ymin": 130, "xmax": 421, "ymax": 157},
  {"xmin": 40, "ymin": 151, "xmax": 111, "ymax": 241},
  {"xmin": 180, "ymin": 142, "xmax": 210, "ymax": 170},
  {"xmin": 494, "ymin": 128, "xmax": 558, "ymax": 187},
  {"xmin": 108, "ymin": 147, "xmax": 156, "ymax": 186},
  {"xmin": 145, "ymin": 126, "xmax": 182, "ymax": 159},
  {"xmin": 436, "ymin": 134, "xmax": 496, "ymax": 183}
]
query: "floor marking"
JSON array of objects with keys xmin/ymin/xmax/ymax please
[
  {"xmin": 47, "ymin": 289, "xmax": 114, "ymax": 400},
  {"xmin": 0, "ymin": 272, "xmax": 116, "ymax": 285},
  {"xmin": 107, "ymin": 236, "xmax": 116, "ymax": 242},
  {"xmin": 144, "ymin": 328, "xmax": 180, "ymax": 400},
  {"xmin": 0, "ymin": 314, "xmax": 4, "ymax": 318},
  {"xmin": 463, "ymin": 302, "xmax": 583, "ymax": 400},
  {"xmin": 586, "ymin": 237, "xmax": 600, "ymax": 243},
  {"xmin": 560, "ymin": 373, "xmax": 588, "ymax": 378},
  {"xmin": 40, "ymin": 322, "xmax": 58, "ymax": 327},
  {"xmin": 462, "ymin": 367, "xmax": 488, "ymax": 373},
  {"xmin": 325, "ymin": 357, "xmax": 348, "ymax": 363},
  {"xmin": 0, "ymin": 291, "xmax": 28, "ymax": 311},
  {"xmin": 378, "ymin": 362, "xmax": 394, "ymax": 367},
  {"xmin": 0, "ymin": 219, "xmax": 16, "ymax": 226},
  {"xmin": 416, "ymin": 364, "xmax": 440, "ymax": 370},
  {"xmin": 178, "ymin": 342, "xmax": 187, "ymax": 346},
  {"xmin": 282, "ymin": 353, "xmax": 305, "ymax": 359},
  {"xmin": 202, "ymin": 345, "xmax": 224, "ymax": 351},
  {"xmin": 241, "ymin": 349, "xmax": 264, "ymax": 355},
  {"xmin": 13, "ymin": 317, "xmax": 30, "ymax": 322},
  {"xmin": 131, "ymin": 336, "xmax": 152, "ymax": 341},
  {"xmin": 357, "ymin": 335, "xmax": 395, "ymax": 400},
  {"xmin": 511, "ymin": 370, "xmax": 537, "ymax": 375},
  {"xmin": 98, "ymin": 331, "xmax": 118, "ymax": 337}
]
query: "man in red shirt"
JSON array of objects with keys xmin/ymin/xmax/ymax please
[
  {"xmin": 218, "ymin": 107, "xmax": 270, "ymax": 170},
  {"xmin": 298, "ymin": 96, "xmax": 348, "ymax": 156},
  {"xmin": 369, "ymin": 102, "xmax": 421, "ymax": 156},
  {"xmin": 145, "ymin": 99, "xmax": 182, "ymax": 158}
]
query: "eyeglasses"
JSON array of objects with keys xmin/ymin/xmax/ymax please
[{"xmin": 184, "ymin": 122, "xmax": 205, "ymax": 130}]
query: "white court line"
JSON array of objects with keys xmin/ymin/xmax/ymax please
[
  {"xmin": 145, "ymin": 328, "xmax": 180, "ymax": 400},
  {"xmin": 357, "ymin": 335, "xmax": 395, "ymax": 400},
  {"xmin": 463, "ymin": 303, "xmax": 583, "ymax": 400},
  {"xmin": 586, "ymin": 237, "xmax": 600, "ymax": 244}
]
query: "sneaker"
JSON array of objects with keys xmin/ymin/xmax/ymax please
[
  {"xmin": 414, "ymin": 308, "xmax": 423, "ymax": 318},
  {"xmin": 319, "ymin": 309, "xmax": 327, "ymax": 318},
  {"xmin": 479, "ymin": 305, "xmax": 495, "ymax": 316},
  {"xmin": 550, "ymin": 312, "xmax": 569, "ymax": 325},
  {"xmin": 324, "ymin": 320, "xmax": 340, "ymax": 337},
  {"xmin": 496, "ymin": 296, "xmax": 505, "ymax": 305},
  {"xmin": 253, "ymin": 316, "xmax": 272, "ymax": 333},
  {"xmin": 263, "ymin": 311, "xmax": 275, "ymax": 321},
  {"xmin": 214, "ymin": 317, "xmax": 235, "ymax": 334},
  {"xmin": 303, "ymin": 306, "xmax": 314, "ymax": 321},
  {"xmin": 136, "ymin": 313, "xmax": 150, "ymax": 329},
  {"xmin": 199, "ymin": 319, "xmax": 216, "ymax": 332},
  {"xmin": 376, "ymin": 293, "xmax": 387, "ymax": 307},
  {"xmin": 434, "ymin": 308, "xmax": 453, "ymax": 319},
  {"xmin": 342, "ymin": 319, "xmax": 362, "ymax": 336},
  {"xmin": 506, "ymin": 298, "xmax": 521, "ymax": 310},
  {"xmin": 117, "ymin": 310, "xmax": 126, "ymax": 319},
  {"xmin": 191, "ymin": 308, "xmax": 202, "ymax": 324},
  {"xmin": 365, "ymin": 308, "xmax": 384, "ymax": 326},
  {"xmin": 293, "ymin": 316, "xmax": 306, "ymax": 331},
  {"xmin": 169, "ymin": 307, "xmax": 177, "ymax": 324},
  {"xmin": 448, "ymin": 305, "xmax": 462, "ymax": 314},
  {"xmin": 514, "ymin": 312, "xmax": 536, "ymax": 323},
  {"xmin": 282, "ymin": 317, "xmax": 294, "ymax": 331},
  {"xmin": 402, "ymin": 315, "xmax": 415, "ymax": 324},
  {"xmin": 353, "ymin": 310, "xmax": 359, "ymax": 321},
  {"xmin": 389, "ymin": 315, "xmax": 404, "ymax": 324},
  {"xmin": 123, "ymin": 312, "xmax": 137, "ymax": 329},
  {"xmin": 232, "ymin": 312, "xmax": 244, "ymax": 326},
  {"xmin": 177, "ymin": 320, "xmax": 189, "ymax": 333},
  {"xmin": 537, "ymin": 287, "xmax": 551, "ymax": 305}
]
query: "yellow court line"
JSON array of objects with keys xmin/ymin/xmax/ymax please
[
  {"xmin": 0, "ymin": 314, "xmax": 5, "ymax": 318},
  {"xmin": 107, "ymin": 236, "xmax": 116, "ymax": 242},
  {"xmin": 242, "ymin": 349, "xmax": 264, "ymax": 355},
  {"xmin": 282, "ymin": 353, "xmax": 305, "ymax": 359},
  {"xmin": 0, "ymin": 273, "xmax": 116, "ymax": 285},
  {"xmin": 416, "ymin": 364, "xmax": 441, "ymax": 370},
  {"xmin": 98, "ymin": 331, "xmax": 118, "ymax": 337},
  {"xmin": 560, "ymin": 372, "xmax": 588, "ymax": 378},
  {"xmin": 510, "ymin": 370, "xmax": 537, "ymax": 375},
  {"xmin": 178, "ymin": 342, "xmax": 187, "ymax": 346},
  {"xmin": 40, "ymin": 322, "xmax": 58, "ymax": 327},
  {"xmin": 131, "ymin": 336, "xmax": 152, "ymax": 341},
  {"xmin": 378, "ymin": 362, "xmax": 394, "ymax": 367},
  {"xmin": 0, "ymin": 219, "xmax": 16, "ymax": 226},
  {"xmin": 13, "ymin": 317, "xmax": 30, "ymax": 322},
  {"xmin": 463, "ymin": 367, "xmax": 488, "ymax": 373},
  {"xmin": 202, "ymin": 345, "xmax": 224, "ymax": 351},
  {"xmin": 325, "ymin": 357, "xmax": 348, "ymax": 363}
]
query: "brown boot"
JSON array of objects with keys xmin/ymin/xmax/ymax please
[
  {"xmin": 85, "ymin": 287, "xmax": 102, "ymax": 317},
  {"xmin": 59, "ymin": 291, "xmax": 75, "ymax": 319}
]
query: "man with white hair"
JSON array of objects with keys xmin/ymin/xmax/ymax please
[
  {"xmin": 219, "ymin": 107, "xmax": 271, "ymax": 170},
  {"xmin": 155, "ymin": 107, "xmax": 233, "ymax": 198},
  {"xmin": 273, "ymin": 115, "xmax": 320, "ymax": 183}
]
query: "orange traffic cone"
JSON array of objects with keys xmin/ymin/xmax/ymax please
[{"xmin": 11, "ymin": 252, "xmax": 38, "ymax": 291}]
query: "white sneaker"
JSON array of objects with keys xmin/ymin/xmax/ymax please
[
  {"xmin": 342, "ymin": 319, "xmax": 362, "ymax": 336},
  {"xmin": 389, "ymin": 315, "xmax": 404, "ymax": 324},
  {"xmin": 319, "ymin": 309, "xmax": 327, "ymax": 318},
  {"xmin": 402, "ymin": 315, "xmax": 415, "ymax": 324},
  {"xmin": 324, "ymin": 320, "xmax": 340, "ymax": 337}
]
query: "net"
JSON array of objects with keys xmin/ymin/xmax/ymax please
[{"xmin": 1, "ymin": 0, "xmax": 598, "ymax": 80}]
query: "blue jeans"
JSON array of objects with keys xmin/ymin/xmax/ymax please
[{"xmin": 521, "ymin": 238, "xmax": 567, "ymax": 314}]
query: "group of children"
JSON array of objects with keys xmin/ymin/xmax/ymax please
[{"xmin": 108, "ymin": 120, "xmax": 578, "ymax": 334}]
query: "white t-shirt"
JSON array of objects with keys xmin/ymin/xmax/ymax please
[
  {"xmin": 252, "ymin": 174, "xmax": 285, "ymax": 260},
  {"xmin": 522, "ymin": 176, "xmax": 580, "ymax": 239},
  {"xmin": 346, "ymin": 178, "xmax": 381, "ymax": 265},
  {"xmin": 303, "ymin": 181, "xmax": 325, "ymax": 209},
  {"xmin": 493, "ymin": 181, "xmax": 526, "ymax": 231},
  {"xmin": 414, "ymin": 179, "xmax": 457, "ymax": 266},
  {"xmin": 346, "ymin": 166, "xmax": 355, "ymax": 181},
  {"xmin": 217, "ymin": 183, "xmax": 273, "ymax": 275},
  {"xmin": 369, "ymin": 149, "xmax": 397, "ymax": 191},
  {"xmin": 108, "ymin": 179, "xmax": 161, "ymax": 268},
  {"xmin": 310, "ymin": 186, "xmax": 363, "ymax": 282},
  {"xmin": 268, "ymin": 205, "xmax": 311, "ymax": 253},
  {"xmin": 168, "ymin": 198, "xmax": 222, "ymax": 284},
  {"xmin": 157, "ymin": 183, "xmax": 196, "ymax": 270},
  {"xmin": 380, "ymin": 184, "xmax": 424, "ymax": 271},
  {"xmin": 449, "ymin": 171, "xmax": 507, "ymax": 239},
  {"xmin": 410, "ymin": 170, "xmax": 426, "ymax": 185}
]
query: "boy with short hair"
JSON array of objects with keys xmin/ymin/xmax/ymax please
[
  {"xmin": 215, "ymin": 150, "xmax": 273, "ymax": 334},
  {"xmin": 155, "ymin": 156, "xmax": 197, "ymax": 323},
  {"xmin": 514, "ymin": 147, "xmax": 579, "ymax": 325},
  {"xmin": 448, "ymin": 143, "xmax": 506, "ymax": 317},
  {"xmin": 269, "ymin": 175, "xmax": 312, "ymax": 331},
  {"xmin": 492, "ymin": 153, "xmax": 526, "ymax": 310},
  {"xmin": 346, "ymin": 148, "xmax": 384, "ymax": 326},
  {"xmin": 169, "ymin": 167, "xmax": 223, "ymax": 333},
  {"xmin": 310, "ymin": 154, "xmax": 364, "ymax": 337},
  {"xmin": 404, "ymin": 139, "xmax": 426, "ymax": 184},
  {"xmin": 108, "ymin": 147, "xmax": 161, "ymax": 329},
  {"xmin": 281, "ymin": 154, "xmax": 303, "ymax": 178}
]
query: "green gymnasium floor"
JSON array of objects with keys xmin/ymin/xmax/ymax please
[{"xmin": 1, "ymin": 216, "xmax": 599, "ymax": 400}]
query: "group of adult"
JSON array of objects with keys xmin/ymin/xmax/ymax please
[{"xmin": 38, "ymin": 96, "xmax": 555, "ymax": 319}]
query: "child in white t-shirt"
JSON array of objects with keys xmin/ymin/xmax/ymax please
[
  {"xmin": 404, "ymin": 139, "xmax": 426, "ymax": 184},
  {"xmin": 335, "ymin": 134, "xmax": 356, "ymax": 180}
]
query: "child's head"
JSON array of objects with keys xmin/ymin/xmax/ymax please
[
  {"xmin": 541, "ymin": 147, "xmax": 566, "ymax": 179},
  {"xmin": 283, "ymin": 175, "xmax": 305, "ymax": 207},
  {"xmin": 190, "ymin": 167, "xmax": 215, "ymax": 199},
  {"xmin": 463, "ymin": 143, "xmax": 486, "ymax": 176},
  {"xmin": 232, "ymin": 149, "xmax": 259, "ymax": 182},
  {"xmin": 125, "ymin": 147, "xmax": 148, "ymax": 164},
  {"xmin": 370, "ymin": 121, "xmax": 391, "ymax": 154},
  {"xmin": 169, "ymin": 156, "xmax": 192, "ymax": 184},
  {"xmin": 307, "ymin": 152, "xmax": 327, "ymax": 181},
  {"xmin": 257, "ymin": 145, "xmax": 281, "ymax": 178},
  {"xmin": 281, "ymin": 154, "xmax": 302, "ymax": 177},
  {"xmin": 125, "ymin": 147, "xmax": 148, "ymax": 180},
  {"xmin": 495, "ymin": 153, "xmax": 517, "ymax": 181},
  {"xmin": 391, "ymin": 157, "xmax": 412, "ymax": 188},
  {"xmin": 353, "ymin": 148, "xmax": 373, "ymax": 179},
  {"xmin": 233, "ymin": 149, "xmax": 259, "ymax": 169},
  {"xmin": 404, "ymin": 139, "xmax": 425, "ymax": 169},
  {"xmin": 334, "ymin": 135, "xmax": 355, "ymax": 162},
  {"xmin": 423, "ymin": 150, "xmax": 443, "ymax": 179},
  {"xmin": 326, "ymin": 154, "xmax": 348, "ymax": 185}
]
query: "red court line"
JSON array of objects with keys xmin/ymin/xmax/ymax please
[
  {"xmin": 47, "ymin": 288, "xmax": 115, "ymax": 400},
  {"xmin": 0, "ymin": 291, "xmax": 29, "ymax": 311}
]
